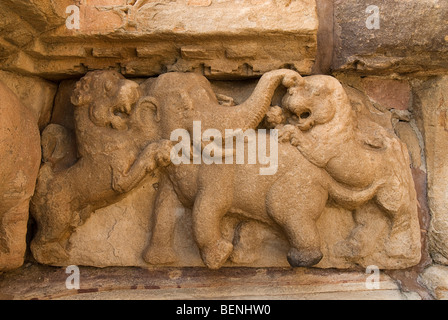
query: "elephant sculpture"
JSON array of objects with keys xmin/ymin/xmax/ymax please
[
  {"xmin": 30, "ymin": 70, "xmax": 172, "ymax": 264},
  {"xmin": 140, "ymin": 70, "xmax": 420, "ymax": 270},
  {"xmin": 30, "ymin": 69, "xmax": 297, "ymax": 264},
  {"xmin": 135, "ymin": 69, "xmax": 300, "ymax": 153},
  {"xmin": 0, "ymin": 81, "xmax": 41, "ymax": 271},
  {"xmin": 30, "ymin": 69, "xmax": 421, "ymax": 270}
]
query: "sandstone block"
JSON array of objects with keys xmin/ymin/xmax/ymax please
[
  {"xmin": 333, "ymin": 0, "xmax": 448, "ymax": 75},
  {"xmin": 414, "ymin": 76, "xmax": 448, "ymax": 265},
  {"xmin": 394, "ymin": 122, "xmax": 423, "ymax": 170},
  {"xmin": 1, "ymin": 0, "xmax": 319, "ymax": 80},
  {"xmin": 362, "ymin": 78, "xmax": 411, "ymax": 111},
  {"xmin": 419, "ymin": 265, "xmax": 448, "ymax": 300}
]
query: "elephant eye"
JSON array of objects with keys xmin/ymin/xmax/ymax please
[
  {"xmin": 104, "ymin": 81, "xmax": 113, "ymax": 92},
  {"xmin": 300, "ymin": 111, "xmax": 311, "ymax": 119}
]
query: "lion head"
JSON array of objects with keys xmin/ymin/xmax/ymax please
[
  {"xmin": 282, "ymin": 75, "xmax": 351, "ymax": 131},
  {"xmin": 71, "ymin": 70, "xmax": 141, "ymax": 130}
]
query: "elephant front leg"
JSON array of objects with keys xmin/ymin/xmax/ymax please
[
  {"xmin": 192, "ymin": 164, "xmax": 235, "ymax": 270},
  {"xmin": 143, "ymin": 175, "xmax": 181, "ymax": 265}
]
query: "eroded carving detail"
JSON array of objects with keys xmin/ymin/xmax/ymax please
[
  {"xmin": 31, "ymin": 69, "xmax": 421, "ymax": 270},
  {"xmin": 30, "ymin": 71, "xmax": 172, "ymax": 263},
  {"xmin": 0, "ymin": 81, "xmax": 41, "ymax": 271},
  {"xmin": 271, "ymin": 75, "xmax": 421, "ymax": 261}
]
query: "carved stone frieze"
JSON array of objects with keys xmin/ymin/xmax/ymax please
[{"xmin": 30, "ymin": 69, "xmax": 421, "ymax": 269}]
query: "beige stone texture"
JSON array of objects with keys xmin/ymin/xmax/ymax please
[
  {"xmin": 0, "ymin": 80, "xmax": 41, "ymax": 271},
  {"xmin": 30, "ymin": 70, "xmax": 421, "ymax": 270},
  {"xmin": 0, "ymin": 71, "xmax": 57, "ymax": 130},
  {"xmin": 419, "ymin": 265, "xmax": 448, "ymax": 300},
  {"xmin": 0, "ymin": 2, "xmax": 445, "ymax": 302},
  {"xmin": 0, "ymin": 0, "xmax": 319, "ymax": 80},
  {"xmin": 414, "ymin": 76, "xmax": 448, "ymax": 265},
  {"xmin": 0, "ymin": 264, "xmax": 421, "ymax": 300},
  {"xmin": 394, "ymin": 122, "xmax": 423, "ymax": 170}
]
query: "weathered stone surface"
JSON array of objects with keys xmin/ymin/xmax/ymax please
[
  {"xmin": 0, "ymin": 80, "xmax": 41, "ymax": 271},
  {"xmin": 1, "ymin": 0, "xmax": 319, "ymax": 80},
  {"xmin": 362, "ymin": 78, "xmax": 411, "ymax": 111},
  {"xmin": 0, "ymin": 1, "xmax": 67, "ymax": 73},
  {"xmin": 419, "ymin": 265, "xmax": 448, "ymax": 300},
  {"xmin": 394, "ymin": 122, "xmax": 423, "ymax": 170},
  {"xmin": 0, "ymin": 71, "xmax": 57, "ymax": 130},
  {"xmin": 333, "ymin": 0, "xmax": 448, "ymax": 75},
  {"xmin": 0, "ymin": 264, "xmax": 421, "ymax": 300},
  {"xmin": 414, "ymin": 76, "xmax": 448, "ymax": 265},
  {"xmin": 0, "ymin": 1, "xmax": 59, "ymax": 51},
  {"xmin": 30, "ymin": 70, "xmax": 421, "ymax": 270},
  {"xmin": 312, "ymin": 0, "xmax": 334, "ymax": 75}
]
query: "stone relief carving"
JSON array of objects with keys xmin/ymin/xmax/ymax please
[
  {"xmin": 0, "ymin": 81, "xmax": 41, "ymax": 271},
  {"xmin": 270, "ymin": 75, "xmax": 421, "ymax": 260},
  {"xmin": 31, "ymin": 71, "xmax": 173, "ymax": 264},
  {"xmin": 30, "ymin": 69, "xmax": 421, "ymax": 270}
]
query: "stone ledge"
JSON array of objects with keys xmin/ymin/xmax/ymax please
[
  {"xmin": 333, "ymin": 0, "xmax": 448, "ymax": 75},
  {"xmin": 0, "ymin": 0, "xmax": 319, "ymax": 80},
  {"xmin": 0, "ymin": 264, "xmax": 420, "ymax": 300}
]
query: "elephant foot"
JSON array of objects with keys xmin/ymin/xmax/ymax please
[
  {"xmin": 201, "ymin": 239, "xmax": 233, "ymax": 270},
  {"xmin": 143, "ymin": 245, "xmax": 177, "ymax": 265},
  {"xmin": 287, "ymin": 248, "xmax": 323, "ymax": 268}
]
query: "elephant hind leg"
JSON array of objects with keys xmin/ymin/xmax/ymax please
[
  {"xmin": 192, "ymin": 164, "xmax": 235, "ymax": 270},
  {"xmin": 143, "ymin": 175, "xmax": 180, "ymax": 265},
  {"xmin": 192, "ymin": 191, "xmax": 233, "ymax": 270},
  {"xmin": 267, "ymin": 174, "xmax": 327, "ymax": 268},
  {"xmin": 287, "ymin": 247, "xmax": 323, "ymax": 268}
]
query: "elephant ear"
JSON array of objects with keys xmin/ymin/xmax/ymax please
[{"xmin": 135, "ymin": 96, "xmax": 160, "ymax": 124}]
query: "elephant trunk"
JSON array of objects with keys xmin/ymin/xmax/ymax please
[{"xmin": 236, "ymin": 69, "xmax": 301, "ymax": 132}]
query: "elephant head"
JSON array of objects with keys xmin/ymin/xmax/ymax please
[
  {"xmin": 71, "ymin": 70, "xmax": 141, "ymax": 131},
  {"xmin": 137, "ymin": 69, "xmax": 303, "ymax": 155}
]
